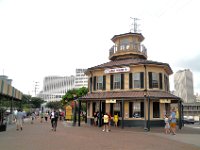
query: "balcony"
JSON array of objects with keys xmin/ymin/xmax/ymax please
[{"xmin": 109, "ymin": 42, "xmax": 147, "ymax": 60}]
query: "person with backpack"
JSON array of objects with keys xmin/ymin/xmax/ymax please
[{"xmin": 50, "ymin": 110, "xmax": 59, "ymax": 131}]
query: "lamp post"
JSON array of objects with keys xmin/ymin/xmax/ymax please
[
  {"xmin": 144, "ymin": 93, "xmax": 148, "ymax": 131},
  {"xmin": 72, "ymin": 94, "xmax": 77, "ymax": 126}
]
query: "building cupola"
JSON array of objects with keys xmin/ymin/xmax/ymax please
[
  {"xmin": 109, "ymin": 32, "xmax": 147, "ymax": 61},
  {"xmin": 109, "ymin": 18, "xmax": 147, "ymax": 61}
]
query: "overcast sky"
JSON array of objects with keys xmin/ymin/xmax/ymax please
[{"xmin": 0, "ymin": 0, "xmax": 200, "ymax": 96}]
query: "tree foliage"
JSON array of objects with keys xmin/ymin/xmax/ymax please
[
  {"xmin": 46, "ymin": 101, "xmax": 62, "ymax": 110},
  {"xmin": 30, "ymin": 97, "xmax": 45, "ymax": 108},
  {"xmin": 61, "ymin": 87, "xmax": 88, "ymax": 106}
]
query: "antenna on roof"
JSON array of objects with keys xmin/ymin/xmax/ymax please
[{"xmin": 130, "ymin": 17, "xmax": 141, "ymax": 33}]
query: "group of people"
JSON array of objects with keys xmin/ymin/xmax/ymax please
[
  {"xmin": 164, "ymin": 107, "xmax": 177, "ymax": 135},
  {"xmin": 14, "ymin": 109, "xmax": 65, "ymax": 132},
  {"xmin": 15, "ymin": 107, "xmax": 178, "ymax": 134},
  {"xmin": 93, "ymin": 112, "xmax": 119, "ymax": 132}
]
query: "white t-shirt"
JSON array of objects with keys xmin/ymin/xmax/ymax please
[{"xmin": 51, "ymin": 112, "xmax": 55, "ymax": 119}]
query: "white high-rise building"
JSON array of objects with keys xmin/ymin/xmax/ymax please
[
  {"xmin": 38, "ymin": 75, "xmax": 75, "ymax": 102},
  {"xmin": 74, "ymin": 69, "xmax": 88, "ymax": 89},
  {"xmin": 174, "ymin": 69, "xmax": 194, "ymax": 103},
  {"xmin": 38, "ymin": 69, "xmax": 88, "ymax": 102}
]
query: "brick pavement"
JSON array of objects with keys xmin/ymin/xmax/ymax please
[{"xmin": 0, "ymin": 118, "xmax": 200, "ymax": 150}]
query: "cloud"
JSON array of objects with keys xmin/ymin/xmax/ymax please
[{"xmin": 175, "ymin": 54, "xmax": 200, "ymax": 72}]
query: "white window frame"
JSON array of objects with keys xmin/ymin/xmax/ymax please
[
  {"xmin": 113, "ymin": 74, "xmax": 121, "ymax": 89},
  {"xmin": 133, "ymin": 73, "xmax": 141, "ymax": 88},
  {"xmin": 152, "ymin": 73, "xmax": 159, "ymax": 88},
  {"xmin": 97, "ymin": 76, "xmax": 103, "ymax": 90}
]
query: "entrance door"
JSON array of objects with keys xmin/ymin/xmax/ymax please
[{"xmin": 102, "ymin": 102, "xmax": 106, "ymax": 115}]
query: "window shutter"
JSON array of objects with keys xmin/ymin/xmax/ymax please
[
  {"xmin": 140, "ymin": 72, "xmax": 144, "ymax": 88},
  {"xmin": 148, "ymin": 72, "xmax": 152, "ymax": 89},
  {"xmin": 103, "ymin": 75, "xmax": 106, "ymax": 90},
  {"xmin": 110, "ymin": 75, "xmax": 113, "ymax": 90},
  {"xmin": 93, "ymin": 76, "xmax": 96, "ymax": 91},
  {"xmin": 90, "ymin": 77, "xmax": 92, "ymax": 92},
  {"xmin": 159, "ymin": 73, "xmax": 163, "ymax": 89},
  {"xmin": 121, "ymin": 74, "xmax": 124, "ymax": 89},
  {"xmin": 129, "ymin": 73, "xmax": 132, "ymax": 89}
]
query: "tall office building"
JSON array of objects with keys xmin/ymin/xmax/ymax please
[
  {"xmin": 38, "ymin": 75, "xmax": 75, "ymax": 102},
  {"xmin": 174, "ymin": 69, "xmax": 194, "ymax": 103},
  {"xmin": 38, "ymin": 68, "xmax": 88, "ymax": 102},
  {"xmin": 74, "ymin": 69, "xmax": 88, "ymax": 89}
]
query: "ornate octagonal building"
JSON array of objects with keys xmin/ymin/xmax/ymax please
[{"xmin": 80, "ymin": 31, "xmax": 182, "ymax": 129}]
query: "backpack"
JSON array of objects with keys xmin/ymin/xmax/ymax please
[{"xmin": 55, "ymin": 112, "xmax": 59, "ymax": 118}]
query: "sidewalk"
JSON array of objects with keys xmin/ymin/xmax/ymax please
[{"xmin": 0, "ymin": 119, "xmax": 200, "ymax": 150}]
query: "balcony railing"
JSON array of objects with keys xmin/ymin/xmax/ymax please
[{"xmin": 109, "ymin": 42, "xmax": 147, "ymax": 58}]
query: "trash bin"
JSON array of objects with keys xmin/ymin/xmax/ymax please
[
  {"xmin": 0, "ymin": 123, "xmax": 6, "ymax": 132},
  {"xmin": 0, "ymin": 109, "xmax": 7, "ymax": 132}
]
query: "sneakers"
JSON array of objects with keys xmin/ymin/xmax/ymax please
[
  {"xmin": 106, "ymin": 130, "xmax": 109, "ymax": 132},
  {"xmin": 102, "ymin": 129, "xmax": 105, "ymax": 132}
]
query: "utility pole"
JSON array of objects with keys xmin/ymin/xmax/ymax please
[{"xmin": 33, "ymin": 81, "xmax": 39, "ymax": 97}]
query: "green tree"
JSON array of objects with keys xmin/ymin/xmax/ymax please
[
  {"xmin": 30, "ymin": 97, "xmax": 45, "ymax": 108},
  {"xmin": 46, "ymin": 101, "xmax": 62, "ymax": 110},
  {"xmin": 61, "ymin": 87, "xmax": 88, "ymax": 106}
]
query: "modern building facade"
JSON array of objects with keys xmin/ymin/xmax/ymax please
[
  {"xmin": 174, "ymin": 70, "xmax": 200, "ymax": 120},
  {"xmin": 38, "ymin": 68, "xmax": 88, "ymax": 102},
  {"xmin": 38, "ymin": 75, "xmax": 75, "ymax": 102},
  {"xmin": 174, "ymin": 69, "xmax": 194, "ymax": 103},
  {"xmin": 75, "ymin": 69, "xmax": 88, "ymax": 89},
  {"xmin": 80, "ymin": 31, "xmax": 182, "ymax": 128}
]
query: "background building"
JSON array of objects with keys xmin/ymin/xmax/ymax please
[
  {"xmin": 174, "ymin": 69, "xmax": 200, "ymax": 121},
  {"xmin": 75, "ymin": 69, "xmax": 88, "ymax": 89},
  {"xmin": 174, "ymin": 69, "xmax": 195, "ymax": 103},
  {"xmin": 0, "ymin": 75, "xmax": 12, "ymax": 85},
  {"xmin": 38, "ymin": 75, "xmax": 75, "ymax": 102},
  {"xmin": 38, "ymin": 68, "xmax": 88, "ymax": 102}
]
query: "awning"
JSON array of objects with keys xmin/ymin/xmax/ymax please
[{"xmin": 79, "ymin": 91, "xmax": 180, "ymax": 101}]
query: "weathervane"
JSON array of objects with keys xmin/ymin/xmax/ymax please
[{"xmin": 130, "ymin": 17, "xmax": 140, "ymax": 33}]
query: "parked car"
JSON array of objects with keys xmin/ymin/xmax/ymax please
[{"xmin": 183, "ymin": 119, "xmax": 195, "ymax": 124}]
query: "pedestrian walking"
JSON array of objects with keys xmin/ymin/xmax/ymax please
[
  {"xmin": 40, "ymin": 111, "xmax": 44, "ymax": 123},
  {"xmin": 170, "ymin": 107, "xmax": 177, "ymax": 135},
  {"xmin": 31, "ymin": 112, "xmax": 36, "ymax": 124},
  {"xmin": 50, "ymin": 110, "xmax": 59, "ymax": 131},
  {"xmin": 45, "ymin": 111, "xmax": 48, "ymax": 122},
  {"xmin": 164, "ymin": 114, "xmax": 170, "ymax": 134},
  {"xmin": 108, "ymin": 113, "xmax": 112, "ymax": 131},
  {"xmin": 16, "ymin": 109, "xmax": 24, "ymax": 131},
  {"xmin": 102, "ymin": 113, "xmax": 109, "ymax": 132},
  {"xmin": 114, "ymin": 112, "xmax": 119, "ymax": 127},
  {"xmin": 93, "ymin": 112, "xmax": 97, "ymax": 126}
]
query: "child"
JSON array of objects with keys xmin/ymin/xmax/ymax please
[
  {"xmin": 113, "ymin": 113, "xmax": 119, "ymax": 127},
  {"xmin": 164, "ymin": 114, "xmax": 170, "ymax": 134}
]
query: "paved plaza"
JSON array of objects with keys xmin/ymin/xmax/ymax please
[{"xmin": 0, "ymin": 119, "xmax": 200, "ymax": 150}]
